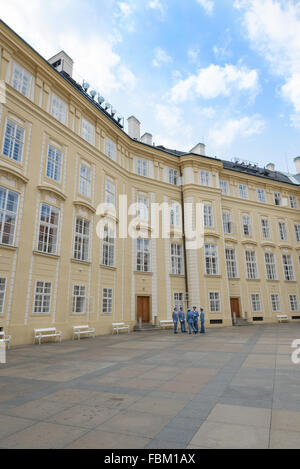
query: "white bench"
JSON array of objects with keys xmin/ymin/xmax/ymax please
[
  {"xmin": 72, "ymin": 325, "xmax": 95, "ymax": 340},
  {"xmin": 34, "ymin": 327, "xmax": 62, "ymax": 345},
  {"xmin": 0, "ymin": 331, "xmax": 11, "ymax": 349},
  {"xmin": 277, "ymin": 315, "xmax": 289, "ymax": 323},
  {"xmin": 112, "ymin": 322, "xmax": 130, "ymax": 335},
  {"xmin": 159, "ymin": 320, "xmax": 174, "ymax": 329}
]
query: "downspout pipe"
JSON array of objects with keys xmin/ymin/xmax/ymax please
[{"xmin": 179, "ymin": 166, "xmax": 189, "ymax": 309}]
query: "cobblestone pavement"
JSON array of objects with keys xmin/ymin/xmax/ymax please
[{"xmin": 1, "ymin": 323, "xmax": 300, "ymax": 449}]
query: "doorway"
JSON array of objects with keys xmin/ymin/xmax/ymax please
[
  {"xmin": 230, "ymin": 298, "xmax": 240, "ymax": 319},
  {"xmin": 137, "ymin": 296, "xmax": 150, "ymax": 323}
]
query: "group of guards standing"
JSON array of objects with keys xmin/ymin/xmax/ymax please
[{"xmin": 172, "ymin": 306, "xmax": 205, "ymax": 335}]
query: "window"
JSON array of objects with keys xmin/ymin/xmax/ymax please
[
  {"xmin": 171, "ymin": 243, "xmax": 183, "ymax": 275},
  {"xmin": 105, "ymin": 179, "xmax": 115, "ymax": 207},
  {"xmin": 51, "ymin": 94, "xmax": 67, "ymax": 124},
  {"xmin": 38, "ymin": 204, "xmax": 59, "ymax": 254},
  {"xmin": 102, "ymin": 288, "xmax": 113, "ymax": 314},
  {"xmin": 225, "ymin": 248, "xmax": 238, "ymax": 278},
  {"xmin": 200, "ymin": 170, "xmax": 211, "ymax": 186},
  {"xmin": 239, "ymin": 184, "xmax": 248, "ymax": 199},
  {"xmin": 220, "ymin": 180, "xmax": 229, "ymax": 195},
  {"xmin": 0, "ymin": 278, "xmax": 6, "ymax": 314},
  {"xmin": 12, "ymin": 63, "xmax": 32, "ymax": 98},
  {"xmin": 223, "ymin": 212, "xmax": 233, "ymax": 234},
  {"xmin": 278, "ymin": 222, "xmax": 287, "ymax": 241},
  {"xmin": 289, "ymin": 295, "xmax": 299, "ymax": 312},
  {"xmin": 170, "ymin": 202, "xmax": 181, "ymax": 227},
  {"xmin": 295, "ymin": 225, "xmax": 300, "ymax": 242},
  {"xmin": 169, "ymin": 169, "xmax": 179, "ymax": 185},
  {"xmin": 245, "ymin": 251, "xmax": 258, "ymax": 279},
  {"xmin": 282, "ymin": 254, "xmax": 295, "ymax": 281},
  {"xmin": 46, "ymin": 145, "xmax": 62, "ymax": 182},
  {"xmin": 137, "ymin": 158, "xmax": 148, "ymax": 177},
  {"xmin": 251, "ymin": 294, "xmax": 261, "ymax": 313},
  {"xmin": 72, "ymin": 285, "xmax": 86, "ymax": 314},
  {"xmin": 257, "ymin": 188, "xmax": 266, "ymax": 203},
  {"xmin": 33, "ymin": 281, "xmax": 51, "ymax": 314},
  {"xmin": 3, "ymin": 119, "xmax": 25, "ymax": 162},
  {"xmin": 136, "ymin": 238, "xmax": 150, "ymax": 272},
  {"xmin": 81, "ymin": 118, "xmax": 94, "ymax": 144},
  {"xmin": 105, "ymin": 138, "xmax": 116, "ymax": 161},
  {"xmin": 261, "ymin": 218, "xmax": 270, "ymax": 239},
  {"xmin": 265, "ymin": 252, "xmax": 277, "ymax": 280},
  {"xmin": 204, "ymin": 205, "xmax": 214, "ymax": 228},
  {"xmin": 137, "ymin": 195, "xmax": 149, "ymax": 221},
  {"xmin": 209, "ymin": 292, "xmax": 220, "ymax": 313},
  {"xmin": 0, "ymin": 186, "xmax": 19, "ymax": 246},
  {"xmin": 174, "ymin": 292, "xmax": 184, "ymax": 308},
  {"xmin": 74, "ymin": 217, "xmax": 90, "ymax": 262},
  {"xmin": 290, "ymin": 196, "xmax": 298, "ymax": 209},
  {"xmin": 242, "ymin": 215, "xmax": 252, "ymax": 236},
  {"xmin": 274, "ymin": 192, "xmax": 282, "ymax": 206},
  {"xmin": 79, "ymin": 164, "xmax": 91, "ymax": 198},
  {"xmin": 205, "ymin": 244, "xmax": 218, "ymax": 276},
  {"xmin": 102, "ymin": 225, "xmax": 115, "ymax": 267},
  {"xmin": 271, "ymin": 294, "xmax": 281, "ymax": 312}
]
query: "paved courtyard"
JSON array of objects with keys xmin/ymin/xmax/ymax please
[{"xmin": 1, "ymin": 323, "xmax": 300, "ymax": 449}]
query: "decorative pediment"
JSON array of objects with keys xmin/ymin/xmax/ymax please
[
  {"xmin": 37, "ymin": 184, "xmax": 66, "ymax": 201},
  {"xmin": 0, "ymin": 164, "xmax": 29, "ymax": 184}
]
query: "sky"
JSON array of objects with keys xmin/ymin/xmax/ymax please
[{"xmin": 1, "ymin": 0, "xmax": 300, "ymax": 173}]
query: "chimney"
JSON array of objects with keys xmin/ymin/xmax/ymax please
[
  {"xmin": 190, "ymin": 143, "xmax": 206, "ymax": 156},
  {"xmin": 141, "ymin": 132, "xmax": 153, "ymax": 146},
  {"xmin": 48, "ymin": 51, "xmax": 74, "ymax": 77},
  {"xmin": 266, "ymin": 163, "xmax": 275, "ymax": 172},
  {"xmin": 294, "ymin": 157, "xmax": 300, "ymax": 175},
  {"xmin": 127, "ymin": 116, "xmax": 141, "ymax": 140}
]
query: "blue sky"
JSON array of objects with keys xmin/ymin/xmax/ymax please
[{"xmin": 2, "ymin": 0, "xmax": 300, "ymax": 172}]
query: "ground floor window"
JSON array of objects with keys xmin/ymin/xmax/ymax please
[
  {"xmin": 0, "ymin": 278, "xmax": 6, "ymax": 314},
  {"xmin": 289, "ymin": 295, "xmax": 299, "ymax": 312},
  {"xmin": 270, "ymin": 294, "xmax": 281, "ymax": 312},
  {"xmin": 209, "ymin": 292, "xmax": 220, "ymax": 312},
  {"xmin": 251, "ymin": 294, "xmax": 262, "ymax": 313},
  {"xmin": 72, "ymin": 285, "xmax": 86, "ymax": 314},
  {"xmin": 33, "ymin": 281, "xmax": 52, "ymax": 314},
  {"xmin": 103, "ymin": 288, "xmax": 113, "ymax": 314},
  {"xmin": 174, "ymin": 292, "xmax": 184, "ymax": 308}
]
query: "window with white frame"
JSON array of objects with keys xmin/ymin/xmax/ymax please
[
  {"xmin": 245, "ymin": 251, "xmax": 258, "ymax": 279},
  {"xmin": 257, "ymin": 188, "xmax": 266, "ymax": 203},
  {"xmin": 289, "ymin": 295, "xmax": 299, "ymax": 312},
  {"xmin": 170, "ymin": 202, "xmax": 181, "ymax": 227},
  {"xmin": 242, "ymin": 215, "xmax": 252, "ymax": 236},
  {"xmin": 171, "ymin": 243, "xmax": 183, "ymax": 275},
  {"xmin": 11, "ymin": 63, "xmax": 32, "ymax": 98},
  {"xmin": 72, "ymin": 285, "xmax": 86, "ymax": 314},
  {"xmin": 282, "ymin": 254, "xmax": 295, "ymax": 281},
  {"xmin": 209, "ymin": 292, "xmax": 220, "ymax": 312},
  {"xmin": 102, "ymin": 225, "xmax": 115, "ymax": 267},
  {"xmin": 0, "ymin": 278, "xmax": 6, "ymax": 314},
  {"xmin": 105, "ymin": 179, "xmax": 115, "ymax": 207},
  {"xmin": 274, "ymin": 192, "xmax": 282, "ymax": 206},
  {"xmin": 33, "ymin": 281, "xmax": 51, "ymax": 314},
  {"xmin": 79, "ymin": 163, "xmax": 91, "ymax": 198},
  {"xmin": 105, "ymin": 137, "xmax": 116, "ymax": 161},
  {"xmin": 261, "ymin": 218, "xmax": 270, "ymax": 239},
  {"xmin": 46, "ymin": 145, "xmax": 62, "ymax": 183},
  {"xmin": 74, "ymin": 217, "xmax": 90, "ymax": 262},
  {"xmin": 295, "ymin": 225, "xmax": 300, "ymax": 242},
  {"xmin": 220, "ymin": 180, "xmax": 229, "ymax": 195},
  {"xmin": 137, "ymin": 158, "xmax": 148, "ymax": 177},
  {"xmin": 81, "ymin": 118, "xmax": 94, "ymax": 144},
  {"xmin": 200, "ymin": 170, "xmax": 211, "ymax": 186},
  {"xmin": 204, "ymin": 205, "xmax": 214, "ymax": 228},
  {"xmin": 137, "ymin": 195, "xmax": 149, "ymax": 221},
  {"xmin": 0, "ymin": 186, "xmax": 19, "ymax": 246},
  {"xmin": 37, "ymin": 203, "xmax": 59, "ymax": 254},
  {"xmin": 225, "ymin": 248, "xmax": 238, "ymax": 278},
  {"xmin": 205, "ymin": 244, "xmax": 219, "ymax": 276},
  {"xmin": 278, "ymin": 222, "xmax": 287, "ymax": 241},
  {"xmin": 136, "ymin": 238, "xmax": 150, "ymax": 272},
  {"xmin": 222, "ymin": 211, "xmax": 233, "ymax": 234},
  {"xmin": 251, "ymin": 294, "xmax": 262, "ymax": 313},
  {"xmin": 169, "ymin": 168, "xmax": 179, "ymax": 185},
  {"xmin": 3, "ymin": 119, "xmax": 25, "ymax": 163},
  {"xmin": 265, "ymin": 252, "xmax": 277, "ymax": 280},
  {"xmin": 174, "ymin": 292, "xmax": 184, "ymax": 308},
  {"xmin": 290, "ymin": 196, "xmax": 298, "ymax": 209},
  {"xmin": 271, "ymin": 294, "xmax": 281, "ymax": 312},
  {"xmin": 51, "ymin": 94, "xmax": 67, "ymax": 124},
  {"xmin": 239, "ymin": 184, "xmax": 248, "ymax": 199},
  {"xmin": 102, "ymin": 288, "xmax": 113, "ymax": 314}
]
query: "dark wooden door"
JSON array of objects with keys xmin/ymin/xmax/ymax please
[
  {"xmin": 137, "ymin": 296, "xmax": 150, "ymax": 323},
  {"xmin": 230, "ymin": 298, "xmax": 240, "ymax": 318}
]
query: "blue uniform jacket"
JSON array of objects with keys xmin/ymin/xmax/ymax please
[
  {"xmin": 179, "ymin": 311, "xmax": 185, "ymax": 322},
  {"xmin": 187, "ymin": 311, "xmax": 194, "ymax": 323},
  {"xmin": 172, "ymin": 311, "xmax": 179, "ymax": 322},
  {"xmin": 200, "ymin": 311, "xmax": 205, "ymax": 323},
  {"xmin": 193, "ymin": 310, "xmax": 199, "ymax": 321}
]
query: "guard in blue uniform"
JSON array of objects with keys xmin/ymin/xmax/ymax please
[
  {"xmin": 192, "ymin": 306, "xmax": 199, "ymax": 334},
  {"xmin": 172, "ymin": 307, "xmax": 179, "ymax": 334},
  {"xmin": 178, "ymin": 306, "xmax": 186, "ymax": 333},
  {"xmin": 186, "ymin": 307, "xmax": 194, "ymax": 334},
  {"xmin": 200, "ymin": 308, "xmax": 205, "ymax": 334}
]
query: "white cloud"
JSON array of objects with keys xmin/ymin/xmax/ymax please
[
  {"xmin": 234, "ymin": 0, "xmax": 300, "ymax": 126},
  {"xmin": 208, "ymin": 115, "xmax": 265, "ymax": 149},
  {"xmin": 188, "ymin": 47, "xmax": 200, "ymax": 63},
  {"xmin": 148, "ymin": 0, "xmax": 165, "ymax": 17},
  {"xmin": 169, "ymin": 64, "xmax": 259, "ymax": 102},
  {"xmin": 154, "ymin": 104, "xmax": 194, "ymax": 149},
  {"xmin": 196, "ymin": 0, "xmax": 214, "ymax": 15},
  {"xmin": 152, "ymin": 47, "xmax": 173, "ymax": 67}
]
